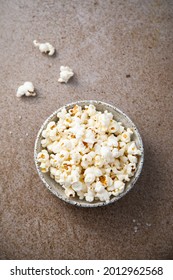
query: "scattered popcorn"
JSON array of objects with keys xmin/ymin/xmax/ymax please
[
  {"xmin": 37, "ymin": 105, "xmax": 142, "ymax": 203},
  {"xmin": 33, "ymin": 40, "xmax": 55, "ymax": 56},
  {"xmin": 16, "ymin": 82, "xmax": 36, "ymax": 97},
  {"xmin": 58, "ymin": 66, "xmax": 74, "ymax": 83}
]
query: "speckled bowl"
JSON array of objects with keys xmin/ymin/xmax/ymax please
[{"xmin": 34, "ymin": 100, "xmax": 144, "ymax": 207}]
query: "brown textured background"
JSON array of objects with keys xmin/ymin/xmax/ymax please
[{"xmin": 0, "ymin": 0, "xmax": 173, "ymax": 260}]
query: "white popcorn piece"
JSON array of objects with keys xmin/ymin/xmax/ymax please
[
  {"xmin": 33, "ymin": 40, "xmax": 55, "ymax": 56},
  {"xmin": 47, "ymin": 121, "xmax": 56, "ymax": 130},
  {"xmin": 83, "ymin": 129, "xmax": 95, "ymax": 144},
  {"xmin": 94, "ymin": 155, "xmax": 105, "ymax": 168},
  {"xmin": 112, "ymin": 148, "xmax": 119, "ymax": 158},
  {"xmin": 120, "ymin": 156, "xmax": 128, "ymax": 163},
  {"xmin": 104, "ymin": 175, "xmax": 113, "ymax": 187},
  {"xmin": 95, "ymin": 182, "xmax": 110, "ymax": 202},
  {"xmin": 116, "ymin": 173, "xmax": 130, "ymax": 182},
  {"xmin": 40, "ymin": 161, "xmax": 50, "ymax": 173},
  {"xmin": 128, "ymin": 154, "xmax": 138, "ymax": 163},
  {"xmin": 108, "ymin": 120, "xmax": 120, "ymax": 133},
  {"xmin": 69, "ymin": 105, "xmax": 82, "ymax": 117},
  {"xmin": 127, "ymin": 142, "xmax": 141, "ymax": 155},
  {"xmin": 50, "ymin": 167, "xmax": 57, "ymax": 176},
  {"xmin": 77, "ymin": 191, "xmax": 85, "ymax": 200},
  {"xmin": 81, "ymin": 111, "xmax": 88, "ymax": 123},
  {"xmin": 87, "ymin": 118, "xmax": 95, "ymax": 128},
  {"xmin": 42, "ymin": 129, "xmax": 50, "ymax": 139},
  {"xmin": 71, "ymin": 152, "xmax": 81, "ymax": 165},
  {"xmin": 84, "ymin": 173, "xmax": 96, "ymax": 184},
  {"xmin": 58, "ymin": 66, "xmax": 74, "ymax": 83},
  {"xmin": 125, "ymin": 163, "xmax": 137, "ymax": 177},
  {"xmin": 94, "ymin": 143, "xmax": 102, "ymax": 154},
  {"xmin": 107, "ymin": 135, "xmax": 118, "ymax": 147},
  {"xmin": 84, "ymin": 189, "xmax": 95, "ymax": 202},
  {"xmin": 71, "ymin": 169, "xmax": 80, "ymax": 183},
  {"xmin": 113, "ymin": 180, "xmax": 125, "ymax": 192},
  {"xmin": 37, "ymin": 150, "xmax": 49, "ymax": 162},
  {"xmin": 99, "ymin": 110, "xmax": 113, "ymax": 127},
  {"xmin": 16, "ymin": 82, "xmax": 36, "ymax": 97},
  {"xmin": 37, "ymin": 104, "xmax": 141, "ymax": 203},
  {"xmin": 69, "ymin": 124, "xmax": 84, "ymax": 139},
  {"xmin": 65, "ymin": 187, "xmax": 75, "ymax": 198},
  {"xmin": 100, "ymin": 146, "xmax": 113, "ymax": 163},
  {"xmin": 96, "ymin": 190, "xmax": 110, "ymax": 202},
  {"xmin": 119, "ymin": 131, "xmax": 131, "ymax": 143},
  {"xmin": 84, "ymin": 167, "xmax": 102, "ymax": 177},
  {"xmin": 59, "ymin": 150, "xmax": 69, "ymax": 160},
  {"xmin": 85, "ymin": 104, "xmax": 96, "ymax": 116},
  {"xmin": 57, "ymin": 108, "xmax": 67, "ymax": 119},
  {"xmin": 81, "ymin": 151, "xmax": 95, "ymax": 169},
  {"xmin": 95, "ymin": 181, "xmax": 105, "ymax": 193},
  {"xmin": 72, "ymin": 182, "xmax": 84, "ymax": 192}
]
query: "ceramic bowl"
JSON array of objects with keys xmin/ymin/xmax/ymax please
[{"xmin": 34, "ymin": 100, "xmax": 144, "ymax": 207}]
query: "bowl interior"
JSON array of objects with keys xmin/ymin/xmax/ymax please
[{"xmin": 34, "ymin": 100, "xmax": 144, "ymax": 207}]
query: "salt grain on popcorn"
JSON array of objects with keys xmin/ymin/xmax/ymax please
[{"xmin": 37, "ymin": 104, "xmax": 141, "ymax": 203}]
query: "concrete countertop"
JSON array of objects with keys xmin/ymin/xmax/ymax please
[{"xmin": 0, "ymin": 0, "xmax": 173, "ymax": 259}]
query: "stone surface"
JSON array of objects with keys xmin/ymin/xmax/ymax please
[{"xmin": 0, "ymin": 0, "xmax": 173, "ymax": 260}]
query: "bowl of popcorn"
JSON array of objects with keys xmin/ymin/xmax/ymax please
[{"xmin": 34, "ymin": 100, "xmax": 144, "ymax": 207}]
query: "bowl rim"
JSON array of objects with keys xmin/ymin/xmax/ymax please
[{"xmin": 34, "ymin": 100, "xmax": 144, "ymax": 207}]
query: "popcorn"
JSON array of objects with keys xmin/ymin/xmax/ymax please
[
  {"xmin": 39, "ymin": 160, "xmax": 50, "ymax": 173},
  {"xmin": 112, "ymin": 148, "xmax": 119, "ymax": 158},
  {"xmin": 37, "ymin": 150, "xmax": 49, "ymax": 162},
  {"xmin": 118, "ymin": 131, "xmax": 131, "ymax": 143},
  {"xmin": 94, "ymin": 155, "xmax": 105, "ymax": 168},
  {"xmin": 50, "ymin": 167, "xmax": 60, "ymax": 177},
  {"xmin": 72, "ymin": 182, "xmax": 84, "ymax": 192},
  {"xmin": 99, "ymin": 110, "xmax": 113, "ymax": 127},
  {"xmin": 81, "ymin": 151, "xmax": 95, "ymax": 169},
  {"xmin": 83, "ymin": 129, "xmax": 95, "ymax": 144},
  {"xmin": 71, "ymin": 152, "xmax": 81, "ymax": 165},
  {"xmin": 108, "ymin": 120, "xmax": 120, "ymax": 133},
  {"xmin": 128, "ymin": 154, "xmax": 138, "ymax": 163},
  {"xmin": 126, "ymin": 142, "xmax": 141, "ymax": 155},
  {"xmin": 95, "ymin": 182, "xmax": 110, "ymax": 202},
  {"xmin": 124, "ymin": 163, "xmax": 137, "ymax": 177},
  {"xmin": 85, "ymin": 104, "xmax": 96, "ymax": 116},
  {"xmin": 114, "ymin": 180, "xmax": 125, "ymax": 189},
  {"xmin": 100, "ymin": 146, "xmax": 113, "ymax": 163},
  {"xmin": 65, "ymin": 187, "xmax": 75, "ymax": 198},
  {"xmin": 58, "ymin": 66, "xmax": 74, "ymax": 83},
  {"xmin": 37, "ymin": 104, "xmax": 141, "ymax": 203},
  {"xmin": 96, "ymin": 190, "xmax": 110, "ymax": 202},
  {"xmin": 84, "ymin": 189, "xmax": 95, "ymax": 202},
  {"xmin": 84, "ymin": 173, "xmax": 95, "ymax": 184},
  {"xmin": 77, "ymin": 191, "xmax": 85, "ymax": 200},
  {"xmin": 33, "ymin": 40, "xmax": 55, "ymax": 56},
  {"xmin": 59, "ymin": 150, "xmax": 69, "ymax": 160},
  {"xmin": 107, "ymin": 135, "xmax": 118, "ymax": 147},
  {"xmin": 16, "ymin": 82, "xmax": 36, "ymax": 97},
  {"xmin": 84, "ymin": 167, "xmax": 102, "ymax": 177},
  {"xmin": 69, "ymin": 124, "xmax": 84, "ymax": 139}
]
